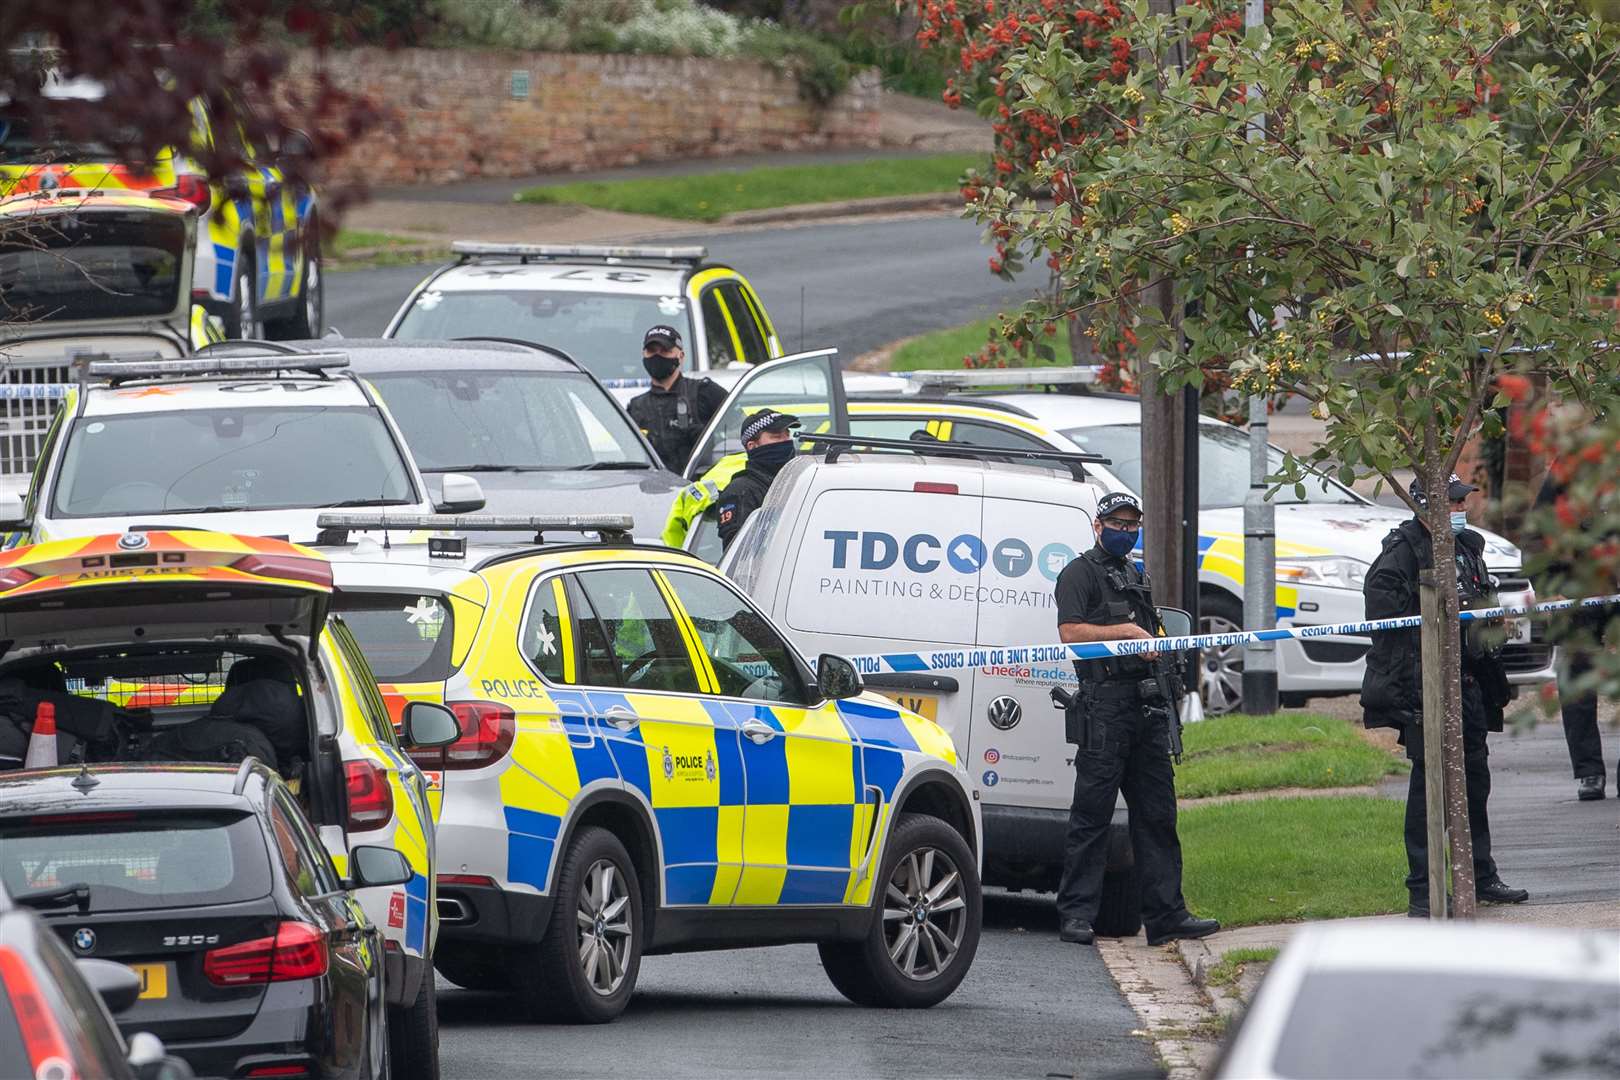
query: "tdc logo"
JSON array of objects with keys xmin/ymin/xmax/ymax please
[{"xmin": 824, "ymin": 531, "xmax": 1076, "ymax": 581}]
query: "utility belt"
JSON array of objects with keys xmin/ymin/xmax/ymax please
[{"xmin": 1080, "ymin": 678, "xmax": 1169, "ymax": 702}]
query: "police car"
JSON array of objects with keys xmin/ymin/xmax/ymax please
[
  {"xmin": 0, "ymin": 350, "xmax": 484, "ymax": 548},
  {"xmin": 382, "ymin": 243, "xmax": 781, "ymax": 393},
  {"xmin": 314, "ymin": 513, "xmax": 983, "ymax": 1023}
]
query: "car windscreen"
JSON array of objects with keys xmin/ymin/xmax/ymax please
[
  {"xmin": 335, "ymin": 592, "xmax": 458, "ymax": 682},
  {"xmin": 0, "ymin": 812, "xmax": 273, "ymax": 913},
  {"xmin": 1059, "ymin": 423, "xmax": 1359, "ymax": 507},
  {"xmin": 365, "ymin": 369, "xmax": 652, "ymax": 471},
  {"xmin": 51, "ymin": 406, "xmax": 417, "ymax": 517},
  {"xmin": 390, "ymin": 289, "xmax": 687, "ymax": 381},
  {"xmin": 1269, "ymin": 969, "xmax": 1618, "ymax": 1079},
  {"xmin": 0, "ymin": 209, "xmax": 185, "ymax": 323}
]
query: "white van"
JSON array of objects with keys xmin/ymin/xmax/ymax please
[{"xmin": 719, "ymin": 440, "xmax": 1162, "ymax": 935}]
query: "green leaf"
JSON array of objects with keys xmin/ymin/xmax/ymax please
[
  {"xmin": 1395, "ymin": 254, "xmax": 1415, "ymax": 279},
  {"xmin": 1383, "ymin": 303, "xmax": 1405, "ymax": 317}
]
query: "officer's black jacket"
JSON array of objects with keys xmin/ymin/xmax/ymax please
[
  {"xmin": 714, "ymin": 460, "xmax": 776, "ymax": 548},
  {"xmin": 627, "ymin": 374, "xmax": 727, "ymax": 470},
  {"xmin": 1361, "ymin": 518, "xmax": 1508, "ymax": 732},
  {"xmin": 1055, "ymin": 545, "xmax": 1157, "ymax": 683}
]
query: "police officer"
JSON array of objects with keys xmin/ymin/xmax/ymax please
[
  {"xmin": 1362, "ymin": 473, "xmax": 1529, "ymax": 915},
  {"xmin": 1053, "ymin": 491, "xmax": 1219, "ymax": 946},
  {"xmin": 714, "ymin": 409, "xmax": 799, "ymax": 550},
  {"xmin": 627, "ymin": 324, "xmax": 728, "ymax": 470}
]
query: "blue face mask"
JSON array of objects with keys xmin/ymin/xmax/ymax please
[
  {"xmin": 748, "ymin": 439, "xmax": 795, "ymax": 472},
  {"xmin": 1099, "ymin": 526, "xmax": 1139, "ymax": 558},
  {"xmin": 1449, "ymin": 510, "xmax": 1468, "ymax": 535}
]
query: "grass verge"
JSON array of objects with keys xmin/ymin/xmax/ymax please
[
  {"xmin": 330, "ymin": 230, "xmax": 444, "ymax": 269},
  {"xmin": 1181, "ymin": 796, "xmax": 1407, "ymax": 927},
  {"xmin": 512, "ymin": 153, "xmax": 979, "ymax": 222},
  {"xmin": 1175, "ymin": 711, "xmax": 1407, "ymax": 800},
  {"xmin": 887, "ymin": 310, "xmax": 1073, "ymax": 372},
  {"xmin": 1204, "ymin": 947, "xmax": 1280, "ymax": 988}
]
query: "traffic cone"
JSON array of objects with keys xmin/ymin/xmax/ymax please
[{"xmin": 24, "ymin": 701, "xmax": 57, "ymax": 769}]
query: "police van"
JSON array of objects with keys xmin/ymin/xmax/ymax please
[{"xmin": 719, "ymin": 437, "xmax": 1185, "ymax": 935}]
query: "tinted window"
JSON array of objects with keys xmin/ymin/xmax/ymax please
[
  {"xmin": 52, "ymin": 407, "xmax": 414, "ymax": 517},
  {"xmin": 0, "ymin": 210, "xmax": 184, "ymax": 323},
  {"xmin": 662, "ymin": 570, "xmax": 808, "ymax": 704},
  {"xmin": 699, "ymin": 288, "xmax": 736, "ymax": 367},
  {"xmin": 336, "ymin": 592, "xmax": 457, "ymax": 683},
  {"xmin": 392, "ymin": 289, "xmax": 689, "ymax": 382},
  {"xmin": 953, "ymin": 420, "xmax": 1052, "ymax": 452},
  {"xmin": 718, "ymin": 284, "xmax": 770, "ymax": 365},
  {"xmin": 1270, "ymin": 970, "xmax": 1619, "ymax": 1079},
  {"xmin": 572, "ymin": 569, "xmax": 701, "ymax": 693},
  {"xmin": 1059, "ymin": 423, "xmax": 1358, "ymax": 507},
  {"xmin": 0, "ymin": 813, "xmax": 272, "ymax": 912},
  {"xmin": 365, "ymin": 369, "xmax": 650, "ymax": 471}
]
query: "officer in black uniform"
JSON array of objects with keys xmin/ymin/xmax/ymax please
[
  {"xmin": 1361, "ymin": 473, "xmax": 1529, "ymax": 915},
  {"xmin": 714, "ymin": 409, "xmax": 799, "ymax": 550},
  {"xmin": 626, "ymin": 324, "xmax": 728, "ymax": 470},
  {"xmin": 1053, "ymin": 491, "xmax": 1219, "ymax": 946}
]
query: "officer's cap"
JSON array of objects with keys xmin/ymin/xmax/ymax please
[
  {"xmin": 1097, "ymin": 491, "xmax": 1143, "ymax": 519},
  {"xmin": 643, "ymin": 324, "xmax": 683, "ymax": 350},
  {"xmin": 740, "ymin": 408, "xmax": 801, "ymax": 444},
  {"xmin": 1408, "ymin": 472, "xmax": 1477, "ymax": 507}
]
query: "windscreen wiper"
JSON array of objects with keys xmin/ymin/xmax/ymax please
[
  {"xmin": 312, "ymin": 499, "xmax": 415, "ymax": 509},
  {"xmin": 574, "ymin": 461, "xmax": 652, "ymax": 471},
  {"xmin": 13, "ymin": 882, "xmax": 92, "ymax": 913},
  {"xmin": 421, "ymin": 465, "xmax": 534, "ymax": 473}
]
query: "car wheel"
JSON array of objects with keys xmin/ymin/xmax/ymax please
[
  {"xmin": 818, "ymin": 813, "xmax": 981, "ymax": 1008},
  {"xmin": 434, "ymin": 944, "xmax": 512, "ymax": 991},
  {"xmin": 223, "ymin": 247, "xmax": 261, "ymax": 339},
  {"xmin": 1199, "ymin": 592, "xmax": 1246, "ymax": 716},
  {"xmin": 514, "ymin": 825, "xmax": 642, "ymax": 1023},
  {"xmin": 386, "ymin": 961, "xmax": 439, "ymax": 1080},
  {"xmin": 265, "ymin": 225, "xmax": 323, "ymax": 339}
]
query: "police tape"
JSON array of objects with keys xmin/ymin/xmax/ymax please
[
  {"xmin": 0, "ymin": 384, "xmax": 70, "ymax": 401},
  {"xmin": 840, "ymin": 593, "xmax": 1620, "ymax": 676}
]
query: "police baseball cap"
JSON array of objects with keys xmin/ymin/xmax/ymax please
[
  {"xmin": 643, "ymin": 325, "xmax": 683, "ymax": 350},
  {"xmin": 740, "ymin": 408, "xmax": 800, "ymax": 443},
  {"xmin": 1097, "ymin": 491, "xmax": 1143, "ymax": 519},
  {"xmin": 1408, "ymin": 472, "xmax": 1477, "ymax": 506}
]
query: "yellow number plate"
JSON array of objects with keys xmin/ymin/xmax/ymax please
[
  {"xmin": 131, "ymin": 963, "xmax": 168, "ymax": 1000},
  {"xmin": 874, "ymin": 691, "xmax": 938, "ymax": 722}
]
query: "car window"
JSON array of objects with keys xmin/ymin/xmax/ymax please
[
  {"xmin": 0, "ymin": 209, "xmax": 186, "ymax": 323},
  {"xmin": 520, "ymin": 577, "xmax": 572, "ymax": 683},
  {"xmin": 570, "ymin": 568, "xmax": 701, "ymax": 693},
  {"xmin": 328, "ymin": 621, "xmax": 401, "ymax": 749},
  {"xmin": 695, "ymin": 358, "xmax": 834, "ymax": 469},
  {"xmin": 269, "ymin": 794, "xmax": 335, "ymax": 897},
  {"xmin": 717, "ymin": 283, "xmax": 770, "ymax": 365},
  {"xmin": 699, "ymin": 287, "xmax": 737, "ymax": 368},
  {"xmin": 0, "ymin": 812, "xmax": 272, "ymax": 912},
  {"xmin": 51, "ymin": 406, "xmax": 415, "ymax": 518},
  {"xmin": 334, "ymin": 591, "xmax": 457, "ymax": 683},
  {"xmin": 660, "ymin": 570, "xmax": 809, "ymax": 704},
  {"xmin": 685, "ymin": 507, "xmax": 725, "ymax": 566},
  {"xmin": 951, "ymin": 420, "xmax": 1053, "ymax": 452},
  {"xmin": 364, "ymin": 369, "xmax": 650, "ymax": 471},
  {"xmin": 391, "ymin": 288, "xmax": 690, "ymax": 382},
  {"xmin": 736, "ymin": 283, "xmax": 776, "ymax": 352},
  {"xmin": 272, "ymin": 790, "xmax": 342, "ymax": 894},
  {"xmin": 848, "ymin": 416, "xmax": 938, "ymax": 441}
]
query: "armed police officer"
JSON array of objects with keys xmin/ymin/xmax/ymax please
[
  {"xmin": 1361, "ymin": 473, "xmax": 1529, "ymax": 916},
  {"xmin": 714, "ymin": 408, "xmax": 799, "ymax": 551},
  {"xmin": 1052, "ymin": 492, "xmax": 1219, "ymax": 947},
  {"xmin": 627, "ymin": 324, "xmax": 728, "ymax": 470}
]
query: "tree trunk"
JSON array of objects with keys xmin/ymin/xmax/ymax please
[{"xmin": 1140, "ymin": 278, "xmax": 1189, "ymax": 610}]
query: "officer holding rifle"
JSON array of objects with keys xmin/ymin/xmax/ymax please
[{"xmin": 1051, "ymin": 492, "xmax": 1220, "ymax": 947}]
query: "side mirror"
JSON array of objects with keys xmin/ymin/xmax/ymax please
[
  {"xmin": 76, "ymin": 957, "xmax": 141, "ymax": 1014},
  {"xmin": 816, "ymin": 654, "xmax": 865, "ymax": 701},
  {"xmin": 434, "ymin": 473, "xmax": 485, "ymax": 514},
  {"xmin": 346, "ymin": 844, "xmax": 414, "ymax": 889},
  {"xmin": 402, "ymin": 700, "xmax": 460, "ymax": 749},
  {"xmin": 128, "ymin": 1032, "xmax": 194, "ymax": 1080},
  {"xmin": 1156, "ymin": 606, "xmax": 1193, "ymax": 639}
]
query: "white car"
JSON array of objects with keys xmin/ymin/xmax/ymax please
[{"xmin": 0, "ymin": 350, "xmax": 484, "ymax": 547}]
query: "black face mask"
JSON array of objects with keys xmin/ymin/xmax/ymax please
[
  {"xmin": 748, "ymin": 440, "xmax": 795, "ymax": 474},
  {"xmin": 643, "ymin": 354, "xmax": 680, "ymax": 380}
]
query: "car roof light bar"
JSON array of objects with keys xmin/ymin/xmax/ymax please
[
  {"xmin": 85, "ymin": 352, "xmax": 351, "ymax": 382},
  {"xmin": 451, "ymin": 241, "xmax": 707, "ymax": 265},
  {"xmin": 797, "ymin": 432, "xmax": 1109, "ymax": 482},
  {"xmin": 314, "ymin": 513, "xmax": 636, "ymax": 546},
  {"xmin": 899, "ymin": 367, "xmax": 1104, "ymax": 392}
]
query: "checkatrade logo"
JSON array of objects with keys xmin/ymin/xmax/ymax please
[{"xmin": 823, "ymin": 531, "xmax": 1076, "ymax": 582}]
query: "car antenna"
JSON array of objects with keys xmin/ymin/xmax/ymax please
[
  {"xmin": 799, "ymin": 286, "xmax": 806, "ymax": 352},
  {"xmin": 71, "ymin": 760, "xmax": 99, "ymax": 793}
]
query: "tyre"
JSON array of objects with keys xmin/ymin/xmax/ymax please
[
  {"xmin": 386, "ymin": 961, "xmax": 439, "ymax": 1080},
  {"xmin": 222, "ymin": 245, "xmax": 260, "ymax": 339},
  {"xmin": 1094, "ymin": 863, "xmax": 1144, "ymax": 938},
  {"xmin": 511, "ymin": 825, "xmax": 642, "ymax": 1023},
  {"xmin": 1198, "ymin": 591, "xmax": 1246, "ymax": 715},
  {"xmin": 265, "ymin": 224, "xmax": 323, "ymax": 339},
  {"xmin": 818, "ymin": 813, "xmax": 981, "ymax": 1008},
  {"xmin": 434, "ymin": 944, "xmax": 513, "ymax": 992}
]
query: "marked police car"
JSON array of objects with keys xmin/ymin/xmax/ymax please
[
  {"xmin": 313, "ymin": 513, "xmax": 983, "ymax": 1023},
  {"xmin": 0, "ymin": 350, "xmax": 485, "ymax": 548},
  {"xmin": 383, "ymin": 244, "xmax": 781, "ymax": 396}
]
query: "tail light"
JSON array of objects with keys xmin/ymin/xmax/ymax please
[
  {"xmin": 0, "ymin": 946, "xmax": 77, "ymax": 1080},
  {"xmin": 153, "ymin": 174, "xmax": 212, "ymax": 211},
  {"xmin": 203, "ymin": 922, "xmax": 328, "ymax": 986},
  {"xmin": 0, "ymin": 567, "xmax": 37, "ymax": 591},
  {"xmin": 344, "ymin": 760, "xmax": 393, "ymax": 833},
  {"xmin": 432, "ymin": 701, "xmax": 516, "ymax": 771}
]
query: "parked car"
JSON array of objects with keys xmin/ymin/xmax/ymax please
[
  {"xmin": 383, "ymin": 243, "xmax": 780, "ymax": 392},
  {"xmin": 1211, "ymin": 921, "xmax": 1620, "ymax": 1079},
  {"xmin": 1, "ymin": 762, "xmax": 412, "ymax": 1080}
]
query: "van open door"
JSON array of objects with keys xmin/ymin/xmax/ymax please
[{"xmin": 680, "ymin": 348, "xmax": 849, "ymax": 481}]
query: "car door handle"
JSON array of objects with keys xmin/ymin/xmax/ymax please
[
  {"xmin": 604, "ymin": 707, "xmax": 639, "ymax": 731},
  {"xmin": 740, "ymin": 718, "xmax": 777, "ymax": 745}
]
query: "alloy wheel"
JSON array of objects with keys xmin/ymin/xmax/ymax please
[
  {"xmin": 882, "ymin": 846, "xmax": 968, "ymax": 981},
  {"xmin": 1200, "ymin": 611, "xmax": 1244, "ymax": 715},
  {"xmin": 574, "ymin": 859, "xmax": 632, "ymax": 997}
]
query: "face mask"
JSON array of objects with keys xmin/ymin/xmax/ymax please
[
  {"xmin": 1450, "ymin": 510, "xmax": 1468, "ymax": 535},
  {"xmin": 643, "ymin": 354, "xmax": 680, "ymax": 380},
  {"xmin": 1099, "ymin": 526, "xmax": 1138, "ymax": 558},
  {"xmin": 748, "ymin": 440, "xmax": 795, "ymax": 472}
]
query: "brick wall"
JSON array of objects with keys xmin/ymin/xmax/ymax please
[{"xmin": 282, "ymin": 48, "xmax": 884, "ymax": 188}]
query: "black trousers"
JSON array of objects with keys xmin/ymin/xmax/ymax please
[
  {"xmin": 1055, "ymin": 691, "xmax": 1187, "ymax": 932},
  {"xmin": 1402, "ymin": 681, "xmax": 1499, "ymax": 901},
  {"xmin": 1556, "ymin": 613, "xmax": 1612, "ymax": 782}
]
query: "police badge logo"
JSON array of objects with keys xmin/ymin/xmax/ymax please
[
  {"xmin": 705, "ymin": 750, "xmax": 715, "ymax": 782},
  {"xmin": 662, "ymin": 746, "xmax": 674, "ymax": 781}
]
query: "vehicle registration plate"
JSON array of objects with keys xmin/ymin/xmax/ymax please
[
  {"xmin": 1506, "ymin": 618, "xmax": 1532, "ymax": 646},
  {"xmin": 874, "ymin": 690, "xmax": 938, "ymax": 722},
  {"xmin": 131, "ymin": 963, "xmax": 169, "ymax": 1000}
]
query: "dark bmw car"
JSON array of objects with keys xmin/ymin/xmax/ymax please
[{"xmin": 0, "ymin": 762, "xmax": 414, "ymax": 1080}]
